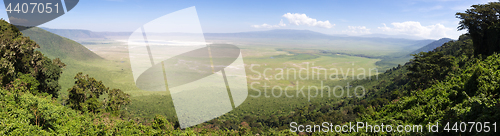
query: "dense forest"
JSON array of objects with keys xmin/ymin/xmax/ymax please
[{"xmin": 0, "ymin": 1, "xmax": 499, "ymax": 135}]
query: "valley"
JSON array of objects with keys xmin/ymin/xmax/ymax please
[
  {"xmin": 23, "ymin": 28, "xmax": 441, "ymax": 124},
  {"xmin": 2, "ymin": 1, "xmax": 498, "ymax": 135}
]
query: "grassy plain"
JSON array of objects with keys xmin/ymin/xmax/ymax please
[{"xmin": 56, "ymin": 39, "xmax": 384, "ymax": 121}]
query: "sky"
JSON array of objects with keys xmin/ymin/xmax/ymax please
[{"xmin": 0, "ymin": 0, "xmax": 498, "ymax": 40}]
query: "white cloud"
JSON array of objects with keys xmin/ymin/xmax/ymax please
[
  {"xmin": 378, "ymin": 21, "xmax": 452, "ymax": 39},
  {"xmin": 342, "ymin": 26, "xmax": 371, "ymax": 35},
  {"xmin": 282, "ymin": 13, "xmax": 334, "ymax": 28},
  {"xmin": 252, "ymin": 19, "xmax": 286, "ymax": 29},
  {"xmin": 251, "ymin": 23, "xmax": 276, "ymax": 28},
  {"xmin": 278, "ymin": 19, "xmax": 286, "ymax": 27}
]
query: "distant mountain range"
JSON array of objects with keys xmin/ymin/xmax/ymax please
[
  {"xmin": 41, "ymin": 27, "xmax": 108, "ymax": 41},
  {"xmin": 359, "ymin": 33, "xmax": 428, "ymax": 40},
  {"xmin": 38, "ymin": 28, "xmax": 444, "ymax": 41},
  {"xmin": 37, "ymin": 28, "xmax": 454, "ymax": 56},
  {"xmin": 205, "ymin": 29, "xmax": 334, "ymax": 39},
  {"xmin": 41, "ymin": 28, "xmax": 435, "ymax": 43},
  {"xmin": 204, "ymin": 29, "xmax": 430, "ymax": 42},
  {"xmin": 93, "ymin": 32, "xmax": 132, "ymax": 39}
]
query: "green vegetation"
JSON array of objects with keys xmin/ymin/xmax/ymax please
[
  {"xmin": 0, "ymin": 86, "xmax": 290, "ymax": 135},
  {"xmin": 66, "ymin": 72, "xmax": 131, "ymax": 116},
  {"xmin": 21, "ymin": 27, "xmax": 102, "ymax": 61},
  {"xmin": 0, "ymin": 20, "xmax": 65, "ymax": 98},
  {"xmin": 1, "ymin": 1, "xmax": 500, "ymax": 135},
  {"xmin": 193, "ymin": 2, "xmax": 500, "ymax": 133},
  {"xmin": 0, "ymin": 19, "xmax": 300, "ymax": 135},
  {"xmin": 457, "ymin": 1, "xmax": 500, "ymax": 56},
  {"xmin": 197, "ymin": 1, "xmax": 500, "ymax": 135}
]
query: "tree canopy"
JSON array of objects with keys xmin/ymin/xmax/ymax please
[
  {"xmin": 67, "ymin": 72, "xmax": 131, "ymax": 115},
  {"xmin": 0, "ymin": 19, "xmax": 65, "ymax": 98},
  {"xmin": 456, "ymin": 1, "xmax": 500, "ymax": 56}
]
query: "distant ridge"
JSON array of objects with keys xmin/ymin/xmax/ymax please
[
  {"xmin": 36, "ymin": 28, "xmax": 434, "ymax": 52},
  {"xmin": 94, "ymin": 32, "xmax": 132, "ymax": 40},
  {"xmin": 374, "ymin": 38, "xmax": 454, "ymax": 70},
  {"xmin": 205, "ymin": 29, "xmax": 332, "ymax": 39},
  {"xmin": 205, "ymin": 29, "xmax": 426, "ymax": 43},
  {"xmin": 22, "ymin": 27, "xmax": 103, "ymax": 61},
  {"xmin": 405, "ymin": 39, "xmax": 435, "ymax": 51},
  {"xmin": 39, "ymin": 28, "xmax": 428, "ymax": 43},
  {"xmin": 41, "ymin": 27, "xmax": 107, "ymax": 41},
  {"xmin": 409, "ymin": 38, "xmax": 453, "ymax": 55},
  {"xmin": 360, "ymin": 33, "xmax": 428, "ymax": 40}
]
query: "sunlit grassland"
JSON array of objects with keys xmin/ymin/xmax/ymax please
[
  {"xmin": 58, "ymin": 40, "xmax": 383, "ymax": 121},
  {"xmin": 243, "ymin": 48, "xmax": 381, "ymax": 87},
  {"xmin": 209, "ymin": 37, "xmax": 408, "ymax": 58},
  {"xmin": 57, "ymin": 40, "xmax": 163, "ymax": 98}
]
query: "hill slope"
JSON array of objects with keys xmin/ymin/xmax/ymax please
[
  {"xmin": 374, "ymin": 38, "xmax": 452, "ymax": 70},
  {"xmin": 408, "ymin": 38, "xmax": 453, "ymax": 55},
  {"xmin": 21, "ymin": 27, "xmax": 102, "ymax": 61},
  {"xmin": 405, "ymin": 39, "xmax": 435, "ymax": 51},
  {"xmin": 353, "ymin": 35, "xmax": 500, "ymax": 135}
]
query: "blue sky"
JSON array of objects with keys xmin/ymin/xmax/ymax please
[{"xmin": 1, "ymin": 0, "xmax": 497, "ymax": 39}]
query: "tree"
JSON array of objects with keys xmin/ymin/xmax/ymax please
[
  {"xmin": 106, "ymin": 88, "xmax": 131, "ymax": 115},
  {"xmin": 67, "ymin": 72, "xmax": 131, "ymax": 115},
  {"xmin": 36, "ymin": 57, "xmax": 65, "ymax": 97},
  {"xmin": 0, "ymin": 19, "xmax": 65, "ymax": 98},
  {"xmin": 5, "ymin": 73, "xmax": 39, "ymax": 94},
  {"xmin": 408, "ymin": 51, "xmax": 456, "ymax": 90},
  {"xmin": 67, "ymin": 72, "xmax": 108, "ymax": 113},
  {"xmin": 456, "ymin": 1, "xmax": 500, "ymax": 56}
]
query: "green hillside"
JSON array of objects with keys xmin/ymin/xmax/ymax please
[
  {"xmin": 375, "ymin": 38, "xmax": 453, "ymax": 70},
  {"xmin": 21, "ymin": 27, "xmax": 102, "ymax": 61},
  {"xmin": 408, "ymin": 37, "xmax": 453, "ymax": 55}
]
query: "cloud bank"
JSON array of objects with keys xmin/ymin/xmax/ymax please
[
  {"xmin": 252, "ymin": 19, "xmax": 286, "ymax": 28},
  {"xmin": 252, "ymin": 13, "xmax": 334, "ymax": 29},
  {"xmin": 282, "ymin": 13, "xmax": 334, "ymax": 28},
  {"xmin": 378, "ymin": 21, "xmax": 452, "ymax": 39},
  {"xmin": 342, "ymin": 26, "xmax": 371, "ymax": 35}
]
